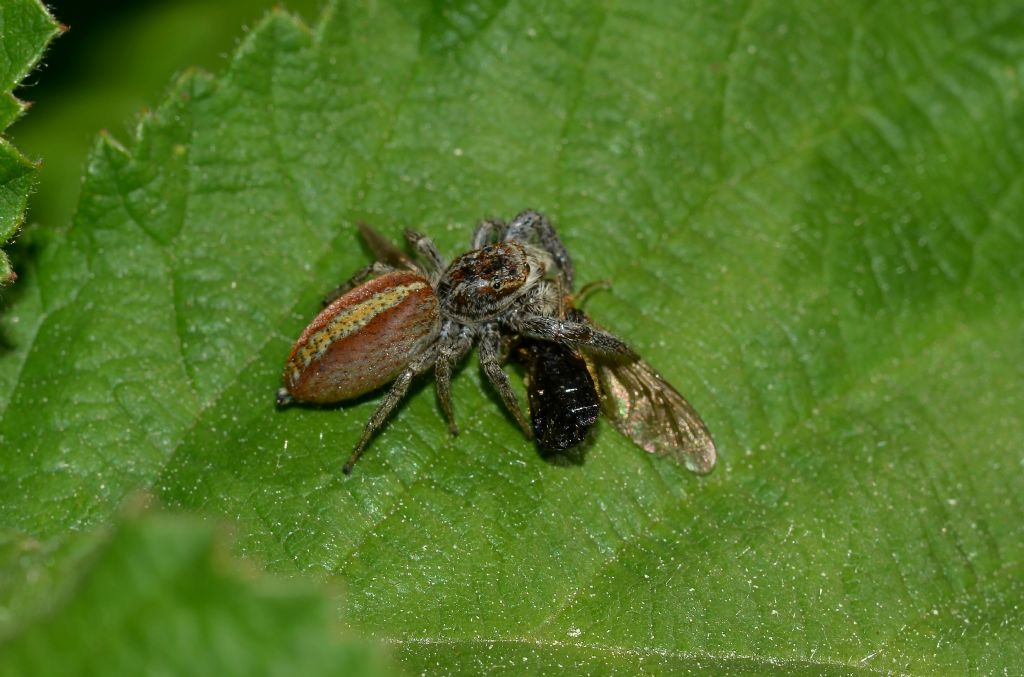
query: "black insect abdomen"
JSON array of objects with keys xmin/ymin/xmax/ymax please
[{"xmin": 519, "ymin": 339, "xmax": 600, "ymax": 451}]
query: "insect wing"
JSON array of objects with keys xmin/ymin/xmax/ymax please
[
  {"xmin": 597, "ymin": 358, "xmax": 717, "ymax": 474},
  {"xmin": 518, "ymin": 339, "xmax": 600, "ymax": 452}
]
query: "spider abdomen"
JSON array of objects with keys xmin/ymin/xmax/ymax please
[{"xmin": 281, "ymin": 271, "xmax": 440, "ymax": 403}]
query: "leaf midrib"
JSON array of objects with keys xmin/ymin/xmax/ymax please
[{"xmin": 384, "ymin": 635, "xmax": 914, "ymax": 676}]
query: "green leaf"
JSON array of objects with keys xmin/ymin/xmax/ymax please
[
  {"xmin": 0, "ymin": 0, "xmax": 60, "ymax": 283},
  {"xmin": 0, "ymin": 511, "xmax": 390, "ymax": 676},
  {"xmin": 3, "ymin": 1, "xmax": 1024, "ymax": 674}
]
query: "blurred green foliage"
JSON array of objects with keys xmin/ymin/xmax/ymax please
[{"xmin": 0, "ymin": 511, "xmax": 390, "ymax": 677}]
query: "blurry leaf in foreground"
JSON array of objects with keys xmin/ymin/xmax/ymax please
[{"xmin": 0, "ymin": 511, "xmax": 393, "ymax": 677}]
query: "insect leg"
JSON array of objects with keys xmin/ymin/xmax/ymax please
[
  {"xmin": 505, "ymin": 209, "xmax": 574, "ymax": 289},
  {"xmin": 479, "ymin": 326, "xmax": 532, "ymax": 439},
  {"xmin": 434, "ymin": 324, "xmax": 474, "ymax": 435},
  {"xmin": 343, "ymin": 346, "xmax": 438, "ymax": 474}
]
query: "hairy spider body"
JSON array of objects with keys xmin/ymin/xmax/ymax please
[
  {"xmin": 436, "ymin": 241, "xmax": 551, "ymax": 321},
  {"xmin": 279, "ymin": 210, "xmax": 633, "ymax": 473}
]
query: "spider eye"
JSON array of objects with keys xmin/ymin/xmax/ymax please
[{"xmin": 491, "ymin": 279, "xmax": 502, "ymax": 290}]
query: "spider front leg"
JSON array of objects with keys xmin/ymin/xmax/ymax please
[
  {"xmin": 472, "ymin": 218, "xmax": 505, "ymax": 249},
  {"xmin": 478, "ymin": 325, "xmax": 532, "ymax": 439},
  {"xmin": 505, "ymin": 209, "xmax": 574, "ymax": 289},
  {"xmin": 434, "ymin": 323, "xmax": 474, "ymax": 435},
  {"xmin": 343, "ymin": 345, "xmax": 438, "ymax": 474},
  {"xmin": 513, "ymin": 315, "xmax": 636, "ymax": 358}
]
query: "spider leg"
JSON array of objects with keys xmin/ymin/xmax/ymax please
[
  {"xmin": 322, "ymin": 261, "xmax": 398, "ymax": 307},
  {"xmin": 343, "ymin": 346, "xmax": 438, "ymax": 473},
  {"xmin": 472, "ymin": 218, "xmax": 505, "ymax": 249},
  {"xmin": 505, "ymin": 209, "xmax": 574, "ymax": 289},
  {"xmin": 513, "ymin": 315, "xmax": 636, "ymax": 358},
  {"xmin": 403, "ymin": 230, "xmax": 447, "ymax": 282},
  {"xmin": 434, "ymin": 323, "xmax": 474, "ymax": 435},
  {"xmin": 479, "ymin": 326, "xmax": 532, "ymax": 439}
]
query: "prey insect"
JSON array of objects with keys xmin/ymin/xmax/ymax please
[
  {"xmin": 277, "ymin": 211, "xmax": 632, "ymax": 473},
  {"xmin": 544, "ymin": 293, "xmax": 717, "ymax": 474},
  {"xmin": 481, "ymin": 243, "xmax": 717, "ymax": 473},
  {"xmin": 357, "ymin": 218, "xmax": 717, "ymax": 473},
  {"xmin": 439, "ymin": 215, "xmax": 719, "ymax": 473},
  {"xmin": 514, "ymin": 330, "xmax": 601, "ymax": 454},
  {"xmin": 516, "ymin": 290, "xmax": 717, "ymax": 473}
]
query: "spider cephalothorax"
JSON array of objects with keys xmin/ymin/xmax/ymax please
[{"xmin": 435, "ymin": 241, "xmax": 553, "ymax": 321}]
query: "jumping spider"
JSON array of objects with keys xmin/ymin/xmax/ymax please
[{"xmin": 278, "ymin": 210, "xmax": 634, "ymax": 472}]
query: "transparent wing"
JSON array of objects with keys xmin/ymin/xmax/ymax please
[{"xmin": 597, "ymin": 358, "xmax": 717, "ymax": 474}]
